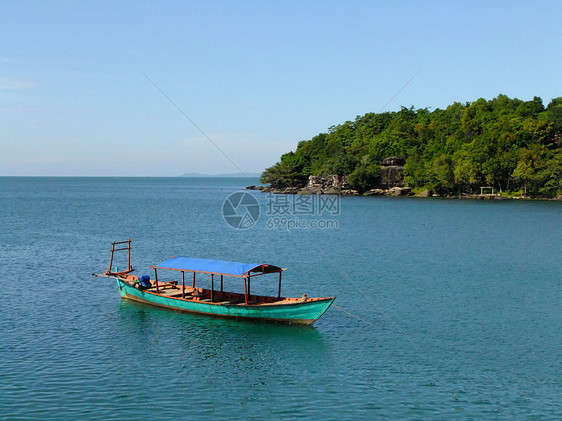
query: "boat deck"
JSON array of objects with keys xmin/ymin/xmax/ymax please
[{"xmin": 117, "ymin": 274, "xmax": 316, "ymax": 306}]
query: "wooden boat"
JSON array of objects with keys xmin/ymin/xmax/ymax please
[{"xmin": 93, "ymin": 240, "xmax": 335, "ymax": 325}]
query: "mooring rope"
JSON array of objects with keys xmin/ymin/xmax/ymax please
[
  {"xmin": 333, "ymin": 304, "xmax": 377, "ymax": 328},
  {"xmin": 314, "ymin": 245, "xmax": 416, "ymax": 346}
]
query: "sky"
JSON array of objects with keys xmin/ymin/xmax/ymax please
[{"xmin": 1, "ymin": 0, "xmax": 561, "ymax": 176}]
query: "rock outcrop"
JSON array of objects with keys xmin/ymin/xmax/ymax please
[
  {"xmin": 377, "ymin": 156, "xmax": 405, "ymax": 189},
  {"xmin": 381, "ymin": 156, "xmax": 406, "ymax": 166},
  {"xmin": 389, "ymin": 186, "xmax": 412, "ymax": 196},
  {"xmin": 363, "ymin": 189, "xmax": 385, "ymax": 196},
  {"xmin": 249, "ymin": 156, "xmax": 409, "ymax": 196},
  {"xmin": 308, "ymin": 175, "xmax": 352, "ymax": 190}
]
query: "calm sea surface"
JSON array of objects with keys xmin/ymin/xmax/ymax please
[{"xmin": 1, "ymin": 177, "xmax": 561, "ymax": 419}]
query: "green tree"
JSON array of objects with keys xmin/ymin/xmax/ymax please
[
  {"xmin": 453, "ymin": 153, "xmax": 478, "ymax": 194},
  {"xmin": 431, "ymin": 155, "xmax": 455, "ymax": 192},
  {"xmin": 512, "ymin": 149, "xmax": 545, "ymax": 195},
  {"xmin": 261, "ymin": 94, "xmax": 561, "ymax": 197},
  {"xmin": 347, "ymin": 164, "xmax": 381, "ymax": 192}
]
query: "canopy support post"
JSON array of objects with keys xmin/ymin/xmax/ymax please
[
  {"xmin": 278, "ymin": 272, "xmax": 282, "ymax": 298},
  {"xmin": 243, "ymin": 277, "xmax": 248, "ymax": 305},
  {"xmin": 211, "ymin": 274, "xmax": 214, "ymax": 302},
  {"xmin": 127, "ymin": 239, "xmax": 131, "ymax": 272},
  {"xmin": 192, "ymin": 272, "xmax": 195, "ymax": 289},
  {"xmin": 182, "ymin": 271, "xmax": 185, "ymax": 298},
  {"xmin": 153, "ymin": 268, "xmax": 159, "ymax": 293},
  {"xmin": 220, "ymin": 275, "xmax": 223, "ymax": 293}
]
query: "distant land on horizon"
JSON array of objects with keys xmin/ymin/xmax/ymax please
[{"xmin": 180, "ymin": 172, "xmax": 261, "ymax": 178}]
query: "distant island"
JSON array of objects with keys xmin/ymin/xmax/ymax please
[
  {"xmin": 180, "ymin": 172, "xmax": 261, "ymax": 178},
  {"xmin": 258, "ymin": 95, "xmax": 562, "ymax": 199}
]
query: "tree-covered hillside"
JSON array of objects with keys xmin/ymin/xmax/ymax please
[{"xmin": 261, "ymin": 95, "xmax": 562, "ymax": 197}]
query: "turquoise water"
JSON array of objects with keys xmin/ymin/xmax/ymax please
[{"xmin": 1, "ymin": 177, "xmax": 561, "ymax": 419}]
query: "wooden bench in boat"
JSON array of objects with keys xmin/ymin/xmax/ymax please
[
  {"xmin": 145, "ymin": 286, "xmax": 183, "ymax": 294},
  {"xmin": 245, "ymin": 300, "xmax": 261, "ymax": 305},
  {"xmin": 195, "ymin": 295, "xmax": 245, "ymax": 304},
  {"xmin": 187, "ymin": 293, "xmax": 207, "ymax": 299},
  {"xmin": 159, "ymin": 290, "xmax": 191, "ymax": 298},
  {"xmin": 219, "ymin": 298, "xmax": 243, "ymax": 305},
  {"xmin": 157, "ymin": 281, "xmax": 178, "ymax": 289}
]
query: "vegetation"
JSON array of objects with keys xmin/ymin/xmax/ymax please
[{"xmin": 261, "ymin": 95, "xmax": 562, "ymax": 197}]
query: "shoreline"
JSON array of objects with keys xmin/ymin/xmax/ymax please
[{"xmin": 245, "ymin": 185, "xmax": 562, "ymax": 201}]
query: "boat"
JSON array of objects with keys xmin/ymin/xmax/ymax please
[{"xmin": 93, "ymin": 240, "xmax": 335, "ymax": 325}]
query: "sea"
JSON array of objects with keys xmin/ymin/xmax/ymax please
[{"xmin": 1, "ymin": 177, "xmax": 561, "ymax": 419}]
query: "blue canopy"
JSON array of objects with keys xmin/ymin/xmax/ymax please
[{"xmin": 152, "ymin": 256, "xmax": 283, "ymax": 277}]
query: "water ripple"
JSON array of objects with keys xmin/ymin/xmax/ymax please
[{"xmin": 1, "ymin": 177, "xmax": 561, "ymax": 419}]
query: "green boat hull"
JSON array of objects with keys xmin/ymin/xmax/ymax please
[{"xmin": 117, "ymin": 280, "xmax": 335, "ymax": 325}]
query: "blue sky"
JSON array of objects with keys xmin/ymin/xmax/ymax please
[{"xmin": 2, "ymin": 0, "xmax": 561, "ymax": 176}]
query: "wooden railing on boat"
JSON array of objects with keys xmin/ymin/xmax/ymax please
[
  {"xmin": 101, "ymin": 271, "xmax": 315, "ymax": 307},
  {"xmin": 105, "ymin": 239, "xmax": 133, "ymax": 275},
  {"xmin": 101, "ymin": 240, "xmax": 302, "ymax": 308}
]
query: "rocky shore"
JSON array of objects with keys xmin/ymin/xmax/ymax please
[
  {"xmin": 245, "ymin": 179, "xmax": 414, "ymax": 197},
  {"xmin": 247, "ymin": 156, "xmax": 561, "ymax": 200},
  {"xmin": 246, "ymin": 156, "xmax": 415, "ymax": 196},
  {"xmin": 246, "ymin": 181, "xmax": 562, "ymax": 200}
]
